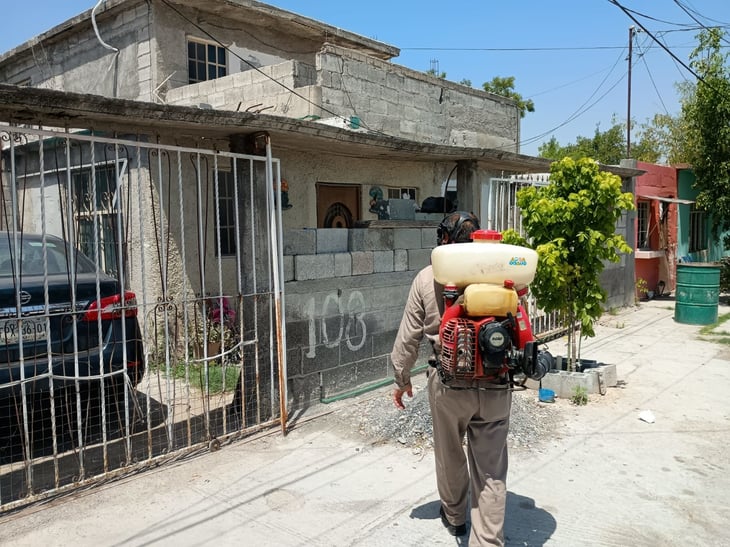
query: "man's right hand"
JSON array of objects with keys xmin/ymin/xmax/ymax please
[{"xmin": 393, "ymin": 384, "xmax": 413, "ymax": 410}]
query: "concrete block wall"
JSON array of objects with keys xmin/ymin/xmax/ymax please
[
  {"xmin": 166, "ymin": 44, "xmax": 520, "ymax": 150},
  {"xmin": 316, "ymin": 44, "xmax": 519, "ymax": 150},
  {"xmin": 165, "ymin": 60, "xmax": 319, "ymax": 117},
  {"xmin": 284, "ymin": 226, "xmax": 436, "ymax": 407}
]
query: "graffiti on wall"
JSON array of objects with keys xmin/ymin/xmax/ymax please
[{"xmin": 304, "ymin": 290, "xmax": 367, "ymax": 358}]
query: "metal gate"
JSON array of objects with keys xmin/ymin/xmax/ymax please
[
  {"xmin": 0, "ymin": 125, "xmax": 285, "ymax": 510},
  {"xmin": 482, "ymin": 175, "xmax": 565, "ymax": 338}
]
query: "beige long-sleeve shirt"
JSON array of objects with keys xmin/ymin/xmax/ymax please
[{"xmin": 390, "ymin": 265, "xmax": 443, "ymax": 390}]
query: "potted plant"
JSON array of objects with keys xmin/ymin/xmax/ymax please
[
  {"xmin": 635, "ymin": 277, "xmax": 649, "ymax": 303},
  {"xmin": 195, "ymin": 297, "xmax": 237, "ymax": 360}
]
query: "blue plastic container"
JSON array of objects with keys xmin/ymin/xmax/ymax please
[{"xmin": 539, "ymin": 388, "xmax": 555, "ymax": 403}]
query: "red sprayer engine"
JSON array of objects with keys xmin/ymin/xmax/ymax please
[{"xmin": 431, "ymin": 230, "xmax": 554, "ymax": 386}]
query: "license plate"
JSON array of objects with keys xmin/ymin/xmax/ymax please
[{"xmin": 0, "ymin": 317, "xmax": 48, "ymax": 345}]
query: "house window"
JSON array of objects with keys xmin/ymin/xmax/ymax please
[
  {"xmin": 636, "ymin": 201, "xmax": 650, "ymax": 250},
  {"xmin": 216, "ymin": 171, "xmax": 236, "ymax": 256},
  {"xmin": 188, "ymin": 39, "xmax": 227, "ymax": 84},
  {"xmin": 387, "ymin": 187, "xmax": 417, "ymax": 201},
  {"xmin": 72, "ymin": 163, "xmax": 124, "ymax": 277},
  {"xmin": 689, "ymin": 203, "xmax": 707, "ymax": 252}
]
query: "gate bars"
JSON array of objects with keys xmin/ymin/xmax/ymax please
[{"xmin": 0, "ymin": 125, "xmax": 285, "ymax": 510}]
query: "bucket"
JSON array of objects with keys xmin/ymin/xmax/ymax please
[
  {"xmin": 538, "ymin": 388, "xmax": 555, "ymax": 403},
  {"xmin": 674, "ymin": 263, "xmax": 721, "ymax": 325}
]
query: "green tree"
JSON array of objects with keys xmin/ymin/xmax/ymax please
[
  {"xmin": 637, "ymin": 108, "xmax": 692, "ymax": 165},
  {"xmin": 538, "ymin": 120, "xmax": 661, "ymax": 164},
  {"xmin": 482, "ymin": 76, "xmax": 535, "ymax": 118},
  {"xmin": 502, "ymin": 157, "xmax": 635, "ymax": 369},
  {"xmin": 683, "ymin": 28, "xmax": 730, "ymax": 248}
]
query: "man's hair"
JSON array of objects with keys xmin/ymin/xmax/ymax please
[{"xmin": 437, "ymin": 211, "xmax": 480, "ymax": 244}]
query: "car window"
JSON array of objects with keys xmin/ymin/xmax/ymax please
[{"xmin": 0, "ymin": 236, "xmax": 97, "ymax": 276}]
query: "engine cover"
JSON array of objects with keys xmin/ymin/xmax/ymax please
[{"xmin": 440, "ymin": 316, "xmax": 510, "ymax": 382}]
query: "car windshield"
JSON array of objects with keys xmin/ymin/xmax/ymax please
[{"xmin": 0, "ymin": 234, "xmax": 97, "ymax": 277}]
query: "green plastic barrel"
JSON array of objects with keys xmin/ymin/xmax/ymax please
[{"xmin": 674, "ymin": 263, "xmax": 721, "ymax": 325}]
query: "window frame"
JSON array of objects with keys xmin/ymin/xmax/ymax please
[
  {"xmin": 387, "ymin": 187, "xmax": 417, "ymax": 201},
  {"xmin": 689, "ymin": 202, "xmax": 707, "ymax": 253},
  {"xmin": 214, "ymin": 170, "xmax": 237, "ymax": 257},
  {"xmin": 187, "ymin": 37, "xmax": 228, "ymax": 84},
  {"xmin": 71, "ymin": 160, "xmax": 127, "ymax": 278},
  {"xmin": 636, "ymin": 201, "xmax": 650, "ymax": 250}
]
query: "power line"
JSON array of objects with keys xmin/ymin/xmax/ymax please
[
  {"xmin": 400, "ymin": 44, "xmax": 702, "ymax": 52},
  {"xmin": 518, "ymin": 47, "xmax": 629, "ymax": 149},
  {"xmin": 673, "ymin": 0, "xmax": 730, "ymax": 46},
  {"xmin": 607, "ymin": 0, "xmax": 710, "ymax": 85},
  {"xmin": 674, "ymin": 0, "xmax": 730, "ymax": 27},
  {"xmin": 634, "ymin": 33, "xmax": 671, "ymax": 114}
]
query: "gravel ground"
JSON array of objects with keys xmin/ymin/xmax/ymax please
[{"xmin": 334, "ymin": 373, "xmax": 566, "ymax": 455}]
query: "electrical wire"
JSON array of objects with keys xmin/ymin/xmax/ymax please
[
  {"xmin": 607, "ymin": 0, "xmax": 710, "ymax": 86},
  {"xmin": 673, "ymin": 0, "xmax": 730, "ymax": 45},
  {"xmin": 517, "ymin": 46, "xmax": 629, "ymax": 149},
  {"xmin": 676, "ymin": 0, "xmax": 730, "ymax": 26},
  {"xmin": 634, "ymin": 32, "xmax": 671, "ymax": 114}
]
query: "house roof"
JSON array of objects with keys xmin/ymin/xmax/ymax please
[
  {"xmin": 0, "ymin": 0, "xmax": 400, "ymax": 65},
  {"xmin": 0, "ymin": 84, "xmax": 643, "ymax": 179}
]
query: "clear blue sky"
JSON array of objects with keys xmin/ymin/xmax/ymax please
[{"xmin": 2, "ymin": 0, "xmax": 727, "ymax": 156}]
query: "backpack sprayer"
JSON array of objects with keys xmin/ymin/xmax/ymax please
[{"xmin": 431, "ymin": 229, "xmax": 554, "ymax": 388}]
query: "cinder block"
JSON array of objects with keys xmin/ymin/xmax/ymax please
[
  {"xmin": 294, "ymin": 254, "xmax": 334, "ymax": 281},
  {"xmin": 393, "ymin": 228, "xmax": 422, "ymax": 250},
  {"xmin": 541, "ymin": 370, "xmax": 597, "ymax": 399},
  {"xmin": 408, "ymin": 248, "xmax": 431, "ymax": 271},
  {"xmin": 351, "ymin": 251, "xmax": 374, "ymax": 275},
  {"xmin": 421, "ymin": 228, "xmax": 438, "ymax": 248},
  {"xmin": 317, "ymin": 228, "xmax": 348, "ymax": 253},
  {"xmin": 283, "ymin": 255, "xmax": 294, "ymax": 282},
  {"xmin": 373, "ymin": 250, "xmax": 394, "ymax": 273},
  {"xmin": 590, "ymin": 363, "xmax": 618, "ymax": 388},
  {"xmin": 394, "ymin": 249, "xmax": 408, "ymax": 271},
  {"xmin": 349, "ymin": 229, "xmax": 393, "ymax": 251},
  {"xmin": 284, "ymin": 229, "xmax": 316, "ymax": 255},
  {"xmin": 334, "ymin": 253, "xmax": 352, "ymax": 277}
]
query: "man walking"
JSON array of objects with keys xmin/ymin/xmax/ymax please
[{"xmin": 390, "ymin": 211, "xmax": 512, "ymax": 546}]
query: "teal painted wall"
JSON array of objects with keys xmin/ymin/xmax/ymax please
[{"xmin": 677, "ymin": 168, "xmax": 730, "ymax": 261}]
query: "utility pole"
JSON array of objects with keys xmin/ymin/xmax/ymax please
[{"xmin": 627, "ymin": 25, "xmax": 635, "ymax": 158}]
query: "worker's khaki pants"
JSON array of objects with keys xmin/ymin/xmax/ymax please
[{"xmin": 428, "ymin": 371, "xmax": 512, "ymax": 546}]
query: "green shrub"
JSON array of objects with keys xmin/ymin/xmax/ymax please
[
  {"xmin": 720, "ymin": 256, "xmax": 730, "ymax": 293},
  {"xmin": 570, "ymin": 386, "xmax": 589, "ymax": 406}
]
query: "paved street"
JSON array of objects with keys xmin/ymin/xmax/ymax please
[{"xmin": 0, "ymin": 298, "xmax": 728, "ymax": 546}]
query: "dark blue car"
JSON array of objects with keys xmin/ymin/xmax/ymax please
[{"xmin": 0, "ymin": 232, "xmax": 145, "ymax": 453}]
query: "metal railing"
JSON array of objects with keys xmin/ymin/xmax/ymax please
[{"xmin": 0, "ymin": 125, "xmax": 285, "ymax": 510}]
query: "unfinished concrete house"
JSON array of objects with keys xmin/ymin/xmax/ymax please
[{"xmin": 0, "ymin": 0, "xmax": 640, "ymax": 507}]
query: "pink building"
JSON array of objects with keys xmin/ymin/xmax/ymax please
[{"xmin": 634, "ymin": 162, "xmax": 690, "ymax": 296}]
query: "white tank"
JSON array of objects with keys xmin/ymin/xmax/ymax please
[{"xmin": 431, "ymin": 229, "xmax": 538, "ymax": 287}]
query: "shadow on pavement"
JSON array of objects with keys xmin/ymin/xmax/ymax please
[
  {"xmin": 505, "ymin": 491, "xmax": 556, "ymax": 546},
  {"xmin": 0, "ymin": 385, "xmax": 264, "ymax": 508},
  {"xmin": 408, "ymin": 492, "xmax": 555, "ymax": 546}
]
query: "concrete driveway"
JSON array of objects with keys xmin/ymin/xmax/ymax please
[{"xmin": 0, "ymin": 298, "xmax": 728, "ymax": 546}]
